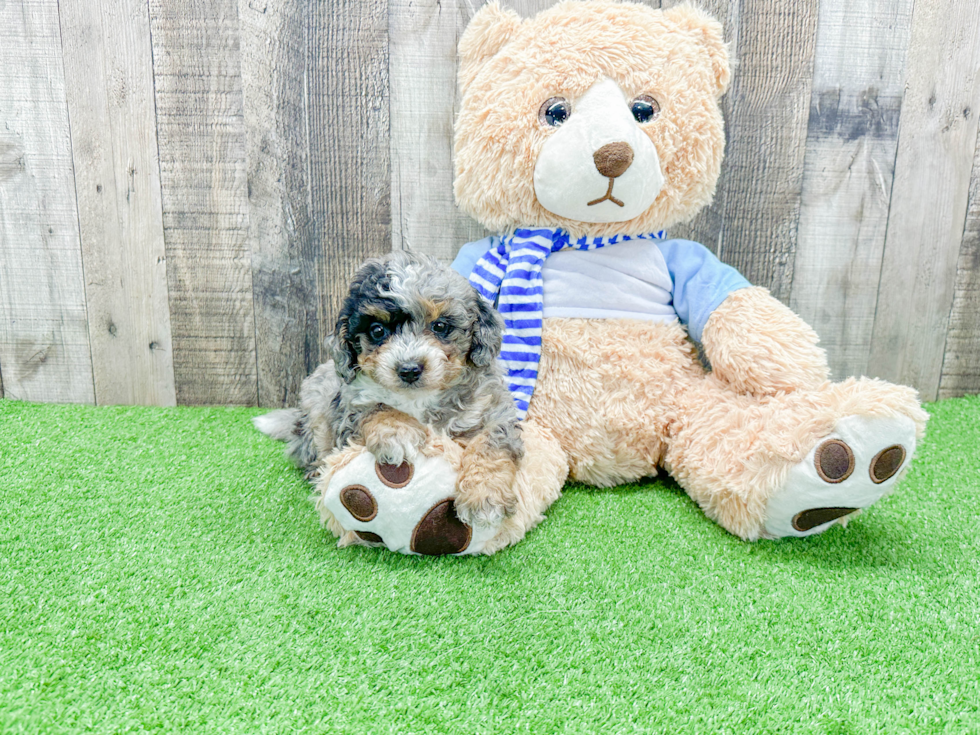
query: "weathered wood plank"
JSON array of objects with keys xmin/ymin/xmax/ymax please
[
  {"xmin": 60, "ymin": 0, "xmax": 176, "ymax": 406},
  {"xmin": 305, "ymin": 0, "xmax": 391, "ymax": 375},
  {"xmin": 238, "ymin": 0, "xmax": 319, "ymax": 408},
  {"xmin": 711, "ymin": 0, "xmax": 819, "ymax": 301},
  {"xmin": 938, "ymin": 127, "xmax": 980, "ymax": 399},
  {"xmin": 148, "ymin": 0, "xmax": 257, "ymax": 405},
  {"xmin": 788, "ymin": 0, "xmax": 914, "ymax": 381},
  {"xmin": 240, "ymin": 0, "xmax": 390, "ymax": 407},
  {"xmin": 506, "ymin": 0, "xmax": 574, "ymax": 16},
  {"xmin": 867, "ymin": 0, "xmax": 980, "ymax": 400},
  {"xmin": 0, "ymin": 0, "xmax": 94, "ymax": 404},
  {"xmin": 389, "ymin": 0, "xmax": 487, "ymax": 261}
]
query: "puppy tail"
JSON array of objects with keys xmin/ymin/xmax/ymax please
[{"xmin": 253, "ymin": 408, "xmax": 319, "ymax": 472}]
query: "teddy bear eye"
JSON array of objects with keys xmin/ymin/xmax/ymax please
[
  {"xmin": 538, "ymin": 96, "xmax": 571, "ymax": 127},
  {"xmin": 630, "ymin": 95, "xmax": 661, "ymax": 124}
]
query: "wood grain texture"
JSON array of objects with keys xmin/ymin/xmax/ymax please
[
  {"xmin": 938, "ymin": 127, "xmax": 980, "ymax": 398},
  {"xmin": 867, "ymin": 0, "xmax": 980, "ymax": 400},
  {"xmin": 788, "ymin": 0, "xmax": 913, "ymax": 381},
  {"xmin": 306, "ymin": 0, "xmax": 391, "ymax": 379},
  {"xmin": 0, "ymin": 0, "xmax": 94, "ymax": 404},
  {"xmin": 711, "ymin": 0, "xmax": 818, "ymax": 301},
  {"xmin": 148, "ymin": 0, "xmax": 257, "ymax": 405},
  {"xmin": 506, "ymin": 0, "xmax": 578, "ymax": 16},
  {"xmin": 60, "ymin": 0, "xmax": 176, "ymax": 406},
  {"xmin": 238, "ymin": 0, "xmax": 318, "ymax": 408},
  {"xmin": 389, "ymin": 0, "xmax": 487, "ymax": 261},
  {"xmin": 240, "ymin": 0, "xmax": 390, "ymax": 407}
]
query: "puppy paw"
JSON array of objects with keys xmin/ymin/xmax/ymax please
[
  {"xmin": 362, "ymin": 411, "xmax": 427, "ymax": 466},
  {"xmin": 762, "ymin": 414, "xmax": 917, "ymax": 538},
  {"xmin": 366, "ymin": 434, "xmax": 423, "ymax": 466}
]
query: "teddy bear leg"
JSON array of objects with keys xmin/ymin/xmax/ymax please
[
  {"xmin": 316, "ymin": 422, "xmax": 569, "ymax": 555},
  {"xmin": 317, "ymin": 437, "xmax": 500, "ymax": 555},
  {"xmin": 481, "ymin": 421, "xmax": 570, "ymax": 554},
  {"xmin": 664, "ymin": 375, "xmax": 928, "ymax": 540}
]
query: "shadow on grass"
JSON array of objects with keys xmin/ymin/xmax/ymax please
[
  {"xmin": 280, "ymin": 460, "xmax": 932, "ymax": 576},
  {"xmin": 563, "ymin": 473, "xmax": 930, "ymax": 572}
]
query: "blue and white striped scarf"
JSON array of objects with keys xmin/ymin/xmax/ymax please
[{"xmin": 469, "ymin": 227, "xmax": 666, "ymax": 419}]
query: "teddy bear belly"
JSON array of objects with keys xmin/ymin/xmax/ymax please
[{"xmin": 527, "ymin": 317, "xmax": 704, "ymax": 486}]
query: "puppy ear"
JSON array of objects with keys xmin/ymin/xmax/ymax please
[
  {"xmin": 331, "ymin": 258, "xmax": 388, "ymax": 384},
  {"xmin": 328, "ymin": 332, "xmax": 358, "ymax": 384},
  {"xmin": 468, "ymin": 296, "xmax": 503, "ymax": 368},
  {"xmin": 458, "ymin": 2, "xmax": 522, "ymax": 93}
]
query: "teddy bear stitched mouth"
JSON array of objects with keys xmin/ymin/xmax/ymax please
[{"xmin": 588, "ymin": 141, "xmax": 634, "ymax": 207}]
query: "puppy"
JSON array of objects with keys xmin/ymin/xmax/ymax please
[{"xmin": 255, "ymin": 251, "xmax": 523, "ymax": 527}]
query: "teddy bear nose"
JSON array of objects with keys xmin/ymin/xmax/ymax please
[{"xmin": 593, "ymin": 142, "xmax": 634, "ymax": 178}]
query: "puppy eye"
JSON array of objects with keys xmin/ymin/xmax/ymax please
[
  {"xmin": 630, "ymin": 95, "xmax": 661, "ymax": 124},
  {"xmin": 368, "ymin": 323, "xmax": 388, "ymax": 342},
  {"xmin": 538, "ymin": 96, "xmax": 571, "ymax": 127},
  {"xmin": 431, "ymin": 319, "xmax": 452, "ymax": 337}
]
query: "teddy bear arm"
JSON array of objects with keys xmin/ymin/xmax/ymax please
[{"xmin": 701, "ymin": 286, "xmax": 830, "ymax": 396}]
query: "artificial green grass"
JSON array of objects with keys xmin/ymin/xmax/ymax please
[{"xmin": 1, "ymin": 397, "xmax": 978, "ymax": 735}]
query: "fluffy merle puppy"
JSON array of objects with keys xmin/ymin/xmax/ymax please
[{"xmin": 255, "ymin": 251, "xmax": 523, "ymax": 528}]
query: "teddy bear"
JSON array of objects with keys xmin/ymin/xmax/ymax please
[{"xmin": 315, "ymin": 0, "xmax": 927, "ymax": 552}]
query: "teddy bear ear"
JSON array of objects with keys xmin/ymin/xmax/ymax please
[
  {"xmin": 458, "ymin": 1, "xmax": 523, "ymax": 91},
  {"xmin": 662, "ymin": 5, "xmax": 731, "ymax": 96}
]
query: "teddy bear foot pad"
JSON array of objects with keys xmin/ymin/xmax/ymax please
[
  {"xmin": 763, "ymin": 415, "xmax": 916, "ymax": 538},
  {"xmin": 321, "ymin": 451, "xmax": 501, "ymax": 555}
]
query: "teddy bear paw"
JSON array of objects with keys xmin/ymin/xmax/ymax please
[
  {"xmin": 319, "ymin": 450, "xmax": 503, "ymax": 555},
  {"xmin": 762, "ymin": 415, "xmax": 917, "ymax": 538}
]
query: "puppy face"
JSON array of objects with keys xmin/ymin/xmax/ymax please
[{"xmin": 333, "ymin": 253, "xmax": 502, "ymax": 390}]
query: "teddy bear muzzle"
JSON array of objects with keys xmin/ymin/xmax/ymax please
[{"xmin": 532, "ymin": 77, "xmax": 665, "ymax": 223}]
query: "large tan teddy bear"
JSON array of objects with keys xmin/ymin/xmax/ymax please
[
  {"xmin": 313, "ymin": 0, "xmax": 927, "ymax": 553},
  {"xmin": 447, "ymin": 0, "xmax": 928, "ymax": 542}
]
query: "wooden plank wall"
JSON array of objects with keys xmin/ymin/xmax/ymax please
[
  {"xmin": 1, "ymin": 0, "xmax": 979, "ymax": 407},
  {"xmin": 0, "ymin": 0, "xmax": 94, "ymax": 404},
  {"xmin": 61, "ymin": 0, "xmax": 176, "ymax": 406}
]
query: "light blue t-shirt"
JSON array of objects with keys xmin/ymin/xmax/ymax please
[{"xmin": 452, "ymin": 236, "xmax": 750, "ymax": 342}]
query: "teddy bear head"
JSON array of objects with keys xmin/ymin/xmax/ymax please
[{"xmin": 453, "ymin": 0, "xmax": 730, "ymax": 238}]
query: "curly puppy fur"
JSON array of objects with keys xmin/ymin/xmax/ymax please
[{"xmin": 254, "ymin": 251, "xmax": 524, "ymax": 527}]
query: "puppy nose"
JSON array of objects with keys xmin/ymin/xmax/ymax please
[
  {"xmin": 397, "ymin": 362, "xmax": 423, "ymax": 384},
  {"xmin": 593, "ymin": 141, "xmax": 634, "ymax": 178}
]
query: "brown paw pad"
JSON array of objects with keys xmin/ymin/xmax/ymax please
[
  {"xmin": 355, "ymin": 531, "xmax": 384, "ymax": 544},
  {"xmin": 870, "ymin": 445, "xmax": 906, "ymax": 484},
  {"xmin": 411, "ymin": 499, "xmax": 471, "ymax": 556},
  {"xmin": 792, "ymin": 507, "xmax": 858, "ymax": 532},
  {"xmin": 340, "ymin": 485, "xmax": 377, "ymax": 521},
  {"xmin": 375, "ymin": 461, "xmax": 413, "ymax": 488},
  {"xmin": 814, "ymin": 439, "xmax": 855, "ymax": 483}
]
